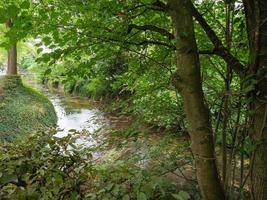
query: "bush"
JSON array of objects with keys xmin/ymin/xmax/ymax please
[
  {"xmin": 0, "ymin": 129, "xmax": 194, "ymax": 200},
  {"xmin": 84, "ymin": 77, "xmax": 111, "ymax": 98},
  {"xmin": 133, "ymin": 90, "xmax": 179, "ymax": 129},
  {"xmin": 20, "ymin": 56, "xmax": 36, "ymax": 70}
]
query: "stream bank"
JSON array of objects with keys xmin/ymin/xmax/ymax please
[
  {"xmin": 1, "ymin": 69, "xmax": 197, "ymax": 198},
  {"xmin": 0, "ymin": 74, "xmax": 57, "ymax": 141}
]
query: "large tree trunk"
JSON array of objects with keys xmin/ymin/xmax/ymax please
[
  {"xmin": 250, "ymin": 90, "xmax": 267, "ymax": 200},
  {"xmin": 167, "ymin": 0, "xmax": 225, "ymax": 199},
  {"xmin": 6, "ymin": 19, "xmax": 17, "ymax": 75},
  {"xmin": 243, "ymin": 0, "xmax": 267, "ymax": 199}
]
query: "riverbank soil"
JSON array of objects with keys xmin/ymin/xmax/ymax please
[{"xmin": 0, "ymin": 75, "xmax": 57, "ymax": 141}]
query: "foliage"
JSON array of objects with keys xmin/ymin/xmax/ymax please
[
  {"xmin": 20, "ymin": 54, "xmax": 35, "ymax": 69},
  {"xmin": 0, "ymin": 128, "xmax": 195, "ymax": 200},
  {"xmin": 0, "ymin": 0, "xmax": 262, "ymax": 198},
  {"xmin": 0, "ymin": 76, "xmax": 57, "ymax": 141}
]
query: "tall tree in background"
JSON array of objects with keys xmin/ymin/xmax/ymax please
[
  {"xmin": 0, "ymin": 0, "xmax": 31, "ymax": 75},
  {"xmin": 5, "ymin": 19, "xmax": 17, "ymax": 75}
]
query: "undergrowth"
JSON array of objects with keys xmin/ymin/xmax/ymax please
[
  {"xmin": 0, "ymin": 76, "xmax": 57, "ymax": 141},
  {"xmin": 0, "ymin": 128, "xmax": 197, "ymax": 200}
]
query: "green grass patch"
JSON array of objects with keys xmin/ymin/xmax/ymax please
[{"xmin": 0, "ymin": 75, "xmax": 57, "ymax": 141}]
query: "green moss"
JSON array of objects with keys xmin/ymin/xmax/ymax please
[
  {"xmin": 0, "ymin": 75, "xmax": 57, "ymax": 141},
  {"xmin": 0, "ymin": 75, "xmax": 23, "ymax": 89}
]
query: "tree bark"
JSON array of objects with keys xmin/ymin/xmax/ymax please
[
  {"xmin": 6, "ymin": 19, "xmax": 17, "ymax": 75},
  {"xmin": 243, "ymin": 0, "xmax": 267, "ymax": 199},
  {"xmin": 167, "ymin": 0, "xmax": 225, "ymax": 199}
]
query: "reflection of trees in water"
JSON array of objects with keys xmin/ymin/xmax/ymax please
[
  {"xmin": 58, "ymin": 98, "xmax": 93, "ymax": 115},
  {"xmin": 0, "ymin": 65, "xmax": 5, "ymax": 75},
  {"xmin": 54, "ymin": 98, "xmax": 83, "ymax": 115},
  {"xmin": 64, "ymin": 108, "xmax": 82, "ymax": 115}
]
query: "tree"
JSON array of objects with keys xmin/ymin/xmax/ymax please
[
  {"xmin": 190, "ymin": 1, "xmax": 267, "ymax": 199},
  {"xmin": 167, "ymin": 0, "xmax": 225, "ymax": 199},
  {"xmin": 243, "ymin": 0, "xmax": 267, "ymax": 199},
  {"xmin": 24, "ymin": 0, "xmax": 227, "ymax": 198},
  {"xmin": 5, "ymin": 19, "xmax": 17, "ymax": 75},
  {"xmin": 0, "ymin": 0, "xmax": 32, "ymax": 75},
  {"xmin": 2, "ymin": 0, "xmax": 266, "ymax": 199}
]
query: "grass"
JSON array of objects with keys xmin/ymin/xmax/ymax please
[{"xmin": 0, "ymin": 75, "xmax": 57, "ymax": 141}]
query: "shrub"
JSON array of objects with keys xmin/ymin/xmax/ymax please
[{"xmin": 0, "ymin": 129, "xmax": 193, "ymax": 200}]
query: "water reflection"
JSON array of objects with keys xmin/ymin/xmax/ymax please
[
  {"xmin": 42, "ymin": 90, "xmax": 109, "ymax": 147},
  {"xmin": 51, "ymin": 95, "xmax": 104, "ymax": 135},
  {"xmin": 0, "ymin": 68, "xmax": 5, "ymax": 76}
]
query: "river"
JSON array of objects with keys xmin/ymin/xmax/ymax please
[
  {"xmin": 0, "ymin": 69, "xmax": 110, "ymax": 146},
  {"xmin": 42, "ymin": 89, "xmax": 109, "ymax": 147}
]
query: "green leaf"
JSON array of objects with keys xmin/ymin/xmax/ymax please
[
  {"xmin": 71, "ymin": 191, "xmax": 79, "ymax": 200},
  {"xmin": 54, "ymin": 173, "xmax": 63, "ymax": 185},
  {"xmin": 105, "ymin": 183, "xmax": 114, "ymax": 191},
  {"xmin": 172, "ymin": 191, "xmax": 190, "ymax": 200},
  {"xmin": 0, "ymin": 8, "xmax": 8, "ymax": 23},
  {"xmin": 7, "ymin": 5, "xmax": 19, "ymax": 18},
  {"xmin": 137, "ymin": 192, "xmax": 147, "ymax": 200},
  {"xmin": 42, "ymin": 37, "xmax": 51, "ymax": 45},
  {"xmin": 122, "ymin": 194, "xmax": 130, "ymax": 200},
  {"xmin": 0, "ymin": 173, "xmax": 18, "ymax": 185},
  {"xmin": 180, "ymin": 31, "xmax": 188, "ymax": 38},
  {"xmin": 37, "ymin": 48, "xmax": 43, "ymax": 54},
  {"xmin": 21, "ymin": 1, "xmax": 30, "ymax": 9},
  {"xmin": 44, "ymin": 68, "xmax": 52, "ymax": 76}
]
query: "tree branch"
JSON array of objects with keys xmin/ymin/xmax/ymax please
[
  {"xmin": 199, "ymin": 48, "xmax": 218, "ymax": 55},
  {"xmin": 128, "ymin": 24, "xmax": 175, "ymax": 40},
  {"xmin": 188, "ymin": 1, "xmax": 246, "ymax": 76},
  {"xmin": 128, "ymin": 1, "xmax": 167, "ymax": 12},
  {"xmin": 150, "ymin": 0, "xmax": 167, "ymax": 11},
  {"xmin": 133, "ymin": 40, "xmax": 175, "ymax": 49}
]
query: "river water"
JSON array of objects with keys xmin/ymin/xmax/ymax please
[
  {"xmin": 44, "ymin": 90, "xmax": 109, "ymax": 146},
  {"xmin": 0, "ymin": 69, "xmax": 109, "ymax": 146}
]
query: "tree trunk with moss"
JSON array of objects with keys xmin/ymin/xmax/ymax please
[
  {"xmin": 167, "ymin": 0, "xmax": 225, "ymax": 199},
  {"xmin": 6, "ymin": 19, "xmax": 17, "ymax": 75}
]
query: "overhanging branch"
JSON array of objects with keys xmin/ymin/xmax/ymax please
[
  {"xmin": 188, "ymin": 1, "xmax": 246, "ymax": 76},
  {"xmin": 128, "ymin": 24, "xmax": 175, "ymax": 40},
  {"xmin": 133, "ymin": 40, "xmax": 175, "ymax": 49},
  {"xmin": 199, "ymin": 48, "xmax": 218, "ymax": 55}
]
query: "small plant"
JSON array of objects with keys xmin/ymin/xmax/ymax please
[{"xmin": 0, "ymin": 128, "xmax": 195, "ymax": 200}]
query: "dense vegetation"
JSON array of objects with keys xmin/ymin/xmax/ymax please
[
  {"xmin": 0, "ymin": 0, "xmax": 267, "ymax": 199},
  {"xmin": 0, "ymin": 128, "xmax": 195, "ymax": 200},
  {"xmin": 0, "ymin": 75, "xmax": 57, "ymax": 141}
]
